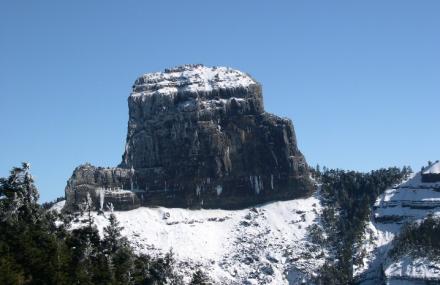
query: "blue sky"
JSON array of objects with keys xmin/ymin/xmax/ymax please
[{"xmin": 1, "ymin": 1, "xmax": 439, "ymax": 202}]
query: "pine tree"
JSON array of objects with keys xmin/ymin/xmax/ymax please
[
  {"xmin": 103, "ymin": 213, "xmax": 126, "ymax": 254},
  {"xmin": 84, "ymin": 193, "xmax": 95, "ymax": 229},
  {"xmin": 190, "ymin": 269, "xmax": 210, "ymax": 285},
  {"xmin": 103, "ymin": 213, "xmax": 134, "ymax": 284},
  {"xmin": 0, "ymin": 164, "xmax": 72, "ymax": 284},
  {"xmin": 0, "ymin": 162, "xmax": 39, "ymax": 223},
  {"xmin": 0, "ymin": 163, "xmax": 182, "ymax": 284}
]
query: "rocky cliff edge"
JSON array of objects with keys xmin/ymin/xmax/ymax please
[{"xmin": 65, "ymin": 64, "xmax": 313, "ymax": 210}]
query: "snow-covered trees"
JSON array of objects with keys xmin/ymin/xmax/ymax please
[
  {"xmin": 0, "ymin": 162, "xmax": 39, "ymax": 223},
  {"xmin": 315, "ymin": 167, "xmax": 409, "ymax": 283},
  {"xmin": 0, "ymin": 163, "xmax": 69, "ymax": 284},
  {"xmin": 102, "ymin": 213, "xmax": 133, "ymax": 284},
  {"xmin": 103, "ymin": 213, "xmax": 126, "ymax": 254},
  {"xmin": 390, "ymin": 214, "xmax": 440, "ymax": 260},
  {"xmin": 0, "ymin": 163, "xmax": 185, "ymax": 285},
  {"xmin": 190, "ymin": 269, "xmax": 211, "ymax": 285}
]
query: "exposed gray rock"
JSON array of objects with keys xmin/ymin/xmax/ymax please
[
  {"xmin": 65, "ymin": 64, "xmax": 313, "ymax": 210},
  {"xmin": 65, "ymin": 164, "xmax": 140, "ymax": 211}
]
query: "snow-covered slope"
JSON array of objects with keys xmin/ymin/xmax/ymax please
[
  {"xmin": 355, "ymin": 172, "xmax": 440, "ymax": 284},
  {"xmin": 62, "ymin": 166, "xmax": 440, "ymax": 284},
  {"xmin": 50, "ymin": 200, "xmax": 65, "ymax": 213},
  {"xmin": 69, "ymin": 195, "xmax": 325, "ymax": 284},
  {"xmin": 422, "ymin": 161, "xmax": 440, "ymax": 175}
]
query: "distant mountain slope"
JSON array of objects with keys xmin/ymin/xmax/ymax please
[{"xmin": 356, "ymin": 171, "xmax": 440, "ymax": 284}]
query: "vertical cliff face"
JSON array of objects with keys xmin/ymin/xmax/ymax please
[{"xmin": 65, "ymin": 64, "xmax": 313, "ymax": 210}]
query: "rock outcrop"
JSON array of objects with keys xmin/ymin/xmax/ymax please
[{"xmin": 65, "ymin": 64, "xmax": 313, "ymax": 210}]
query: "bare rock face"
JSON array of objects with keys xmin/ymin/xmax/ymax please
[
  {"xmin": 65, "ymin": 164, "xmax": 140, "ymax": 211},
  {"xmin": 65, "ymin": 64, "xmax": 313, "ymax": 210}
]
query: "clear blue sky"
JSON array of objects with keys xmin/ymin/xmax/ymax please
[{"xmin": 1, "ymin": 1, "xmax": 439, "ymax": 202}]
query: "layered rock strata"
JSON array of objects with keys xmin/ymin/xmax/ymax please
[{"xmin": 65, "ymin": 64, "xmax": 313, "ymax": 210}]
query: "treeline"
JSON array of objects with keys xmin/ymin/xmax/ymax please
[
  {"xmin": 390, "ymin": 214, "xmax": 440, "ymax": 261},
  {"xmin": 312, "ymin": 166, "xmax": 410, "ymax": 284},
  {"xmin": 0, "ymin": 163, "xmax": 210, "ymax": 285}
]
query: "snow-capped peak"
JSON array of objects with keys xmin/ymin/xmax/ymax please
[{"xmin": 131, "ymin": 64, "xmax": 258, "ymax": 97}]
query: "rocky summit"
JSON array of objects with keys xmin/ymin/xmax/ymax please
[{"xmin": 65, "ymin": 64, "xmax": 313, "ymax": 210}]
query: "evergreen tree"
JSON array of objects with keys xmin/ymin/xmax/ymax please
[
  {"xmin": 390, "ymin": 215, "xmax": 440, "ymax": 260},
  {"xmin": 0, "ymin": 162, "xmax": 39, "ymax": 223},
  {"xmin": 103, "ymin": 213, "xmax": 127, "ymax": 254},
  {"xmin": 316, "ymin": 166, "xmax": 407, "ymax": 283},
  {"xmin": 103, "ymin": 213, "xmax": 134, "ymax": 284},
  {"xmin": 0, "ymin": 163, "xmax": 186, "ymax": 285},
  {"xmin": 190, "ymin": 269, "xmax": 210, "ymax": 285},
  {"xmin": 0, "ymin": 163, "xmax": 69, "ymax": 284}
]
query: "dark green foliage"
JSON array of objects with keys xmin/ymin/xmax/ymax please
[
  {"xmin": 308, "ymin": 224, "xmax": 326, "ymax": 244},
  {"xmin": 0, "ymin": 164, "xmax": 183, "ymax": 285},
  {"xmin": 315, "ymin": 167, "xmax": 409, "ymax": 284},
  {"xmin": 103, "ymin": 213, "xmax": 127, "ymax": 254},
  {"xmin": 146, "ymin": 250, "xmax": 183, "ymax": 284},
  {"xmin": 316, "ymin": 262, "xmax": 350, "ymax": 285},
  {"xmin": 390, "ymin": 215, "xmax": 440, "ymax": 261},
  {"xmin": 190, "ymin": 268, "xmax": 211, "ymax": 284},
  {"xmin": 0, "ymin": 163, "xmax": 65, "ymax": 285},
  {"xmin": 0, "ymin": 162, "xmax": 40, "ymax": 224}
]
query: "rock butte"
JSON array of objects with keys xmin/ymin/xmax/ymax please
[{"xmin": 65, "ymin": 64, "xmax": 313, "ymax": 210}]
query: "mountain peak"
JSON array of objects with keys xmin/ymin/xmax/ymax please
[
  {"xmin": 65, "ymin": 65, "xmax": 312, "ymax": 210},
  {"xmin": 132, "ymin": 64, "xmax": 258, "ymax": 96}
]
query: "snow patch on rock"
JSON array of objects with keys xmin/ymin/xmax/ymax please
[{"xmin": 132, "ymin": 64, "xmax": 257, "ymax": 97}]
